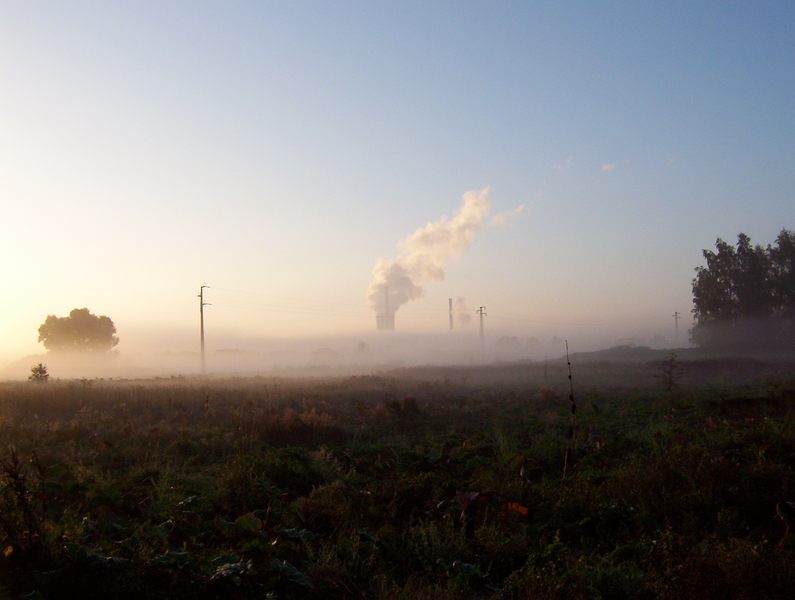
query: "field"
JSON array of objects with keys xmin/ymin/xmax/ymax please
[{"xmin": 1, "ymin": 357, "xmax": 794, "ymax": 599}]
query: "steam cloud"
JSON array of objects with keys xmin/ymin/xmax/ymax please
[
  {"xmin": 367, "ymin": 188, "xmax": 492, "ymax": 323},
  {"xmin": 491, "ymin": 204, "xmax": 525, "ymax": 226}
]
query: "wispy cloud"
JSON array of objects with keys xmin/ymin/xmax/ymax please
[
  {"xmin": 601, "ymin": 162, "xmax": 616, "ymax": 173},
  {"xmin": 491, "ymin": 204, "xmax": 525, "ymax": 226},
  {"xmin": 552, "ymin": 155, "xmax": 573, "ymax": 172}
]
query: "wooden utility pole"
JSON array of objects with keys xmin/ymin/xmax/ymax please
[
  {"xmin": 673, "ymin": 311, "xmax": 681, "ymax": 345},
  {"xmin": 449, "ymin": 298, "xmax": 453, "ymax": 331},
  {"xmin": 198, "ymin": 285, "xmax": 210, "ymax": 374},
  {"xmin": 477, "ymin": 306, "xmax": 487, "ymax": 357}
]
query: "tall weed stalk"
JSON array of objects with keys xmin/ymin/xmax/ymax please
[{"xmin": 562, "ymin": 341, "xmax": 577, "ymax": 480}]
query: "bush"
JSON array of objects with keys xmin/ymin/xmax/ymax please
[{"xmin": 28, "ymin": 363, "xmax": 49, "ymax": 383}]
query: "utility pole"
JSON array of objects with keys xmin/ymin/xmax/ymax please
[
  {"xmin": 198, "ymin": 285, "xmax": 211, "ymax": 374},
  {"xmin": 673, "ymin": 311, "xmax": 681, "ymax": 346},
  {"xmin": 449, "ymin": 298, "xmax": 453, "ymax": 331},
  {"xmin": 477, "ymin": 306, "xmax": 487, "ymax": 357}
]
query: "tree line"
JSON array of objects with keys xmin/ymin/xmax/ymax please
[{"xmin": 691, "ymin": 228, "xmax": 794, "ymax": 350}]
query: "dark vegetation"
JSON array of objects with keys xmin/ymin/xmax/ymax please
[
  {"xmin": 692, "ymin": 229, "xmax": 794, "ymax": 350},
  {"xmin": 28, "ymin": 364, "xmax": 49, "ymax": 384},
  {"xmin": 37, "ymin": 308, "xmax": 119, "ymax": 353},
  {"xmin": 1, "ymin": 358, "xmax": 794, "ymax": 599}
]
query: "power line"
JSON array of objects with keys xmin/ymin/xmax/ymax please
[
  {"xmin": 201, "ymin": 284, "xmax": 665, "ymax": 334},
  {"xmin": 212, "ymin": 286, "xmax": 368, "ymax": 309},
  {"xmin": 217, "ymin": 300, "xmax": 368, "ymax": 316}
]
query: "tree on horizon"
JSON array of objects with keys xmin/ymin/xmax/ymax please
[
  {"xmin": 37, "ymin": 308, "xmax": 119, "ymax": 353},
  {"xmin": 691, "ymin": 229, "xmax": 794, "ymax": 350}
]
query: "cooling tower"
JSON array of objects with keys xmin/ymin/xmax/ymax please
[
  {"xmin": 376, "ymin": 285, "xmax": 395, "ymax": 330},
  {"xmin": 376, "ymin": 313, "xmax": 395, "ymax": 330}
]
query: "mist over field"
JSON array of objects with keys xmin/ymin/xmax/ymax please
[{"xmin": 2, "ymin": 324, "xmax": 688, "ymax": 380}]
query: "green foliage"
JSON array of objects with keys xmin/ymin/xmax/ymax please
[
  {"xmin": 656, "ymin": 352, "xmax": 679, "ymax": 392},
  {"xmin": 0, "ymin": 448, "xmax": 48, "ymax": 561},
  {"xmin": 0, "ymin": 373, "xmax": 793, "ymax": 597},
  {"xmin": 37, "ymin": 308, "xmax": 119, "ymax": 352},
  {"xmin": 691, "ymin": 229, "xmax": 795, "ymax": 349}
]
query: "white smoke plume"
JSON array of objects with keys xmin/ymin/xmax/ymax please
[
  {"xmin": 491, "ymin": 203, "xmax": 525, "ymax": 226},
  {"xmin": 367, "ymin": 188, "xmax": 492, "ymax": 323}
]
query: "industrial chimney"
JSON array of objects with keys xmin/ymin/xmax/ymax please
[{"xmin": 376, "ymin": 285, "xmax": 395, "ymax": 330}]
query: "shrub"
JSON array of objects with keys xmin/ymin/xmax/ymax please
[{"xmin": 28, "ymin": 363, "xmax": 49, "ymax": 383}]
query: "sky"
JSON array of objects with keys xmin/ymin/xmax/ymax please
[{"xmin": 1, "ymin": 1, "xmax": 793, "ymax": 365}]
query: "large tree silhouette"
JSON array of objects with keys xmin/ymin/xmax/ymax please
[
  {"xmin": 37, "ymin": 308, "xmax": 119, "ymax": 352},
  {"xmin": 691, "ymin": 229, "xmax": 794, "ymax": 349}
]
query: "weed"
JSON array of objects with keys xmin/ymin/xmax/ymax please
[
  {"xmin": 28, "ymin": 364, "xmax": 49, "ymax": 384},
  {"xmin": 0, "ymin": 447, "xmax": 48, "ymax": 560},
  {"xmin": 0, "ymin": 371, "xmax": 792, "ymax": 597}
]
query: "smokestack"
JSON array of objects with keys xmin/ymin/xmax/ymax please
[
  {"xmin": 367, "ymin": 189, "xmax": 492, "ymax": 331},
  {"xmin": 449, "ymin": 298, "xmax": 453, "ymax": 330},
  {"xmin": 376, "ymin": 285, "xmax": 395, "ymax": 330}
]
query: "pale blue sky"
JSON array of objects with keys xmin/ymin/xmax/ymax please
[{"xmin": 1, "ymin": 1, "xmax": 793, "ymax": 361}]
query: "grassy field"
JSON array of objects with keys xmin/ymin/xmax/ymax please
[{"xmin": 0, "ymin": 358, "xmax": 794, "ymax": 598}]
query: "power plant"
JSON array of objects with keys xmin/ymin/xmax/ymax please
[
  {"xmin": 367, "ymin": 189, "xmax": 492, "ymax": 333},
  {"xmin": 376, "ymin": 286, "xmax": 395, "ymax": 331}
]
